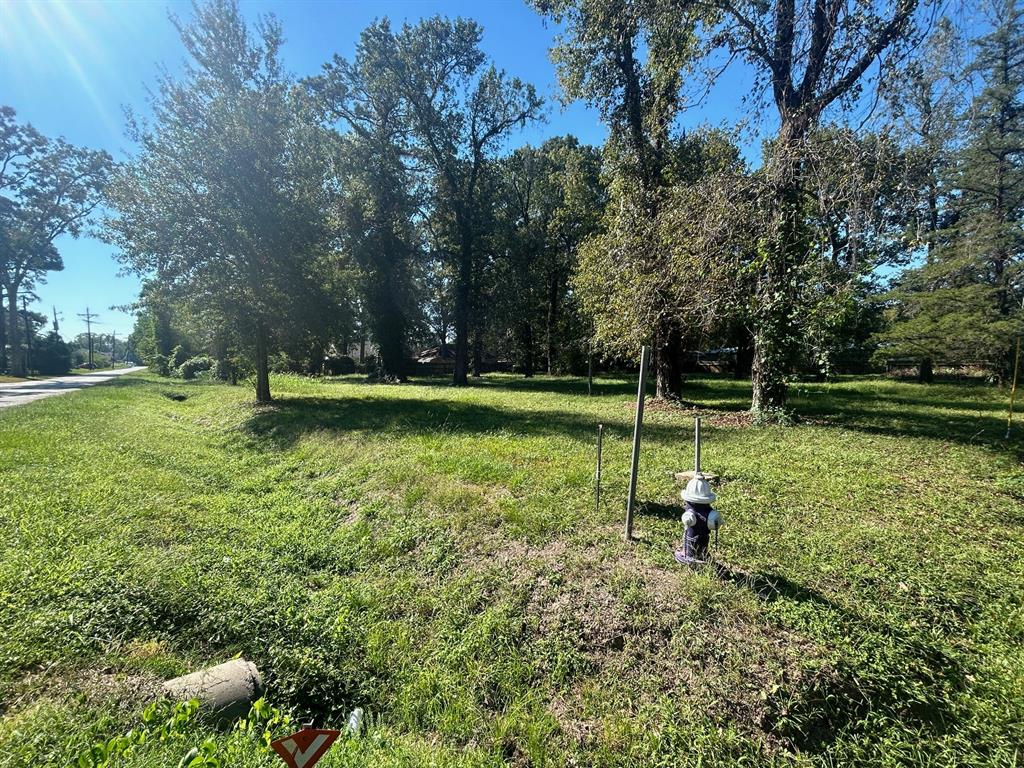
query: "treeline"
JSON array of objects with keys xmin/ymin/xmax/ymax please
[{"xmin": 2, "ymin": 0, "xmax": 1021, "ymax": 416}]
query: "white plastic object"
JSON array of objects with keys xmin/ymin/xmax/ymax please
[
  {"xmin": 681, "ymin": 510, "xmax": 697, "ymax": 528},
  {"xmin": 707, "ymin": 509, "xmax": 722, "ymax": 531},
  {"xmin": 346, "ymin": 707, "xmax": 364, "ymax": 736}
]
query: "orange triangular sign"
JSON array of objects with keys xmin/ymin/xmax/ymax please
[{"xmin": 270, "ymin": 728, "xmax": 340, "ymax": 768}]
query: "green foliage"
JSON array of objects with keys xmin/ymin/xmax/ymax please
[
  {"xmin": 149, "ymin": 354, "xmax": 170, "ymax": 377},
  {"xmin": 877, "ymin": 1, "xmax": 1024, "ymax": 377},
  {"xmin": 75, "ymin": 697, "xmax": 291, "ymax": 768},
  {"xmin": 389, "ymin": 16, "xmax": 544, "ymax": 385},
  {"xmin": 491, "ymin": 136, "xmax": 605, "ymax": 376},
  {"xmin": 33, "ymin": 331, "xmax": 72, "ymax": 376},
  {"xmin": 0, "ymin": 106, "xmax": 112, "ymax": 376},
  {"xmin": 574, "ymin": 130, "xmax": 748, "ymax": 361},
  {"xmin": 104, "ymin": 0, "xmax": 336, "ymax": 402},
  {"xmin": 176, "ymin": 356, "xmax": 214, "ymax": 381},
  {"xmin": 169, "ymin": 346, "xmax": 189, "ymax": 370}
]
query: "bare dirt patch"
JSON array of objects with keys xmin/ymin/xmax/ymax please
[{"xmin": 623, "ymin": 398, "xmax": 754, "ymax": 427}]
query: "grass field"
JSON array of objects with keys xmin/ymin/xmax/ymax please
[{"xmin": 1, "ymin": 372, "xmax": 1022, "ymax": 767}]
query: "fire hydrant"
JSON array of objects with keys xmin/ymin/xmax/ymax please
[
  {"xmin": 674, "ymin": 416, "xmax": 723, "ymax": 565},
  {"xmin": 674, "ymin": 474, "xmax": 721, "ymax": 565}
]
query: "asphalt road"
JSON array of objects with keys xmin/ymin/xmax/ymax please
[{"xmin": 0, "ymin": 367, "xmax": 147, "ymax": 409}]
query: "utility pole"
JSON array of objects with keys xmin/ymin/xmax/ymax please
[
  {"xmin": 21, "ymin": 297, "xmax": 32, "ymax": 375},
  {"xmin": 77, "ymin": 307, "xmax": 99, "ymax": 369},
  {"xmin": 52, "ymin": 305, "xmax": 61, "ymax": 333},
  {"xmin": 111, "ymin": 331, "xmax": 117, "ymax": 369}
]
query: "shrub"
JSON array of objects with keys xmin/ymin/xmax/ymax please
[
  {"xmin": 33, "ymin": 332, "xmax": 72, "ymax": 375},
  {"xmin": 270, "ymin": 351, "xmax": 303, "ymax": 374},
  {"xmin": 324, "ymin": 355, "xmax": 356, "ymax": 375},
  {"xmin": 214, "ymin": 357, "xmax": 234, "ymax": 382},
  {"xmin": 170, "ymin": 345, "xmax": 188, "ymax": 369},
  {"xmin": 149, "ymin": 353, "xmax": 170, "ymax": 377},
  {"xmin": 177, "ymin": 355, "xmax": 214, "ymax": 380}
]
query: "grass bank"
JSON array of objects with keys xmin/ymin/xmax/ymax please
[{"xmin": 1, "ymin": 373, "xmax": 1022, "ymax": 766}]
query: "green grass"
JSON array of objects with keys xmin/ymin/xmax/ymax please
[{"xmin": 1, "ymin": 372, "xmax": 1022, "ymax": 767}]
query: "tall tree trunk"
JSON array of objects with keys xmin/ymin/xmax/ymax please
[
  {"xmin": 453, "ymin": 228, "xmax": 472, "ymax": 386},
  {"xmin": 254, "ymin": 322, "xmax": 272, "ymax": 403},
  {"xmin": 918, "ymin": 357, "xmax": 933, "ymax": 384},
  {"xmin": 154, "ymin": 306, "xmax": 173, "ymax": 357},
  {"xmin": 654, "ymin": 318, "xmax": 684, "ymax": 399},
  {"xmin": 546, "ymin": 270, "xmax": 560, "ymax": 375},
  {"xmin": 438, "ymin": 322, "xmax": 449, "ymax": 355},
  {"xmin": 471, "ymin": 329, "xmax": 483, "ymax": 378},
  {"xmin": 6, "ymin": 283, "xmax": 24, "ymax": 377},
  {"xmin": 751, "ymin": 117, "xmax": 806, "ymax": 414},
  {"xmin": 373, "ymin": 287, "xmax": 406, "ymax": 382},
  {"xmin": 733, "ymin": 324, "xmax": 754, "ymax": 380},
  {"xmin": 0, "ymin": 291, "xmax": 6, "ymax": 374},
  {"xmin": 520, "ymin": 321, "xmax": 534, "ymax": 377}
]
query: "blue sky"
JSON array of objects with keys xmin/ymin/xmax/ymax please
[{"xmin": 0, "ymin": 0, "xmax": 760, "ymax": 340}]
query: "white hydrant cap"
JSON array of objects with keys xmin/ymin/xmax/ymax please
[
  {"xmin": 707, "ymin": 509, "xmax": 722, "ymax": 530},
  {"xmin": 681, "ymin": 509, "xmax": 697, "ymax": 528},
  {"xmin": 681, "ymin": 474, "xmax": 716, "ymax": 504}
]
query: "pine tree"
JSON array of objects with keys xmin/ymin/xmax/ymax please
[{"xmin": 877, "ymin": 0, "xmax": 1024, "ymax": 379}]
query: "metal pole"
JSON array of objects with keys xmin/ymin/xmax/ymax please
[
  {"xmin": 594, "ymin": 423, "xmax": 604, "ymax": 514},
  {"xmin": 1007, "ymin": 335, "xmax": 1021, "ymax": 439},
  {"xmin": 694, "ymin": 416, "xmax": 702, "ymax": 475},
  {"xmin": 587, "ymin": 346, "xmax": 593, "ymax": 397},
  {"xmin": 625, "ymin": 345, "xmax": 650, "ymax": 540}
]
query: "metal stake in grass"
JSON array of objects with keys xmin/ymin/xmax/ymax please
[
  {"xmin": 625, "ymin": 345, "xmax": 650, "ymax": 540},
  {"xmin": 1007, "ymin": 334, "xmax": 1021, "ymax": 440},
  {"xmin": 595, "ymin": 424, "xmax": 604, "ymax": 514},
  {"xmin": 694, "ymin": 416, "xmax": 702, "ymax": 475}
]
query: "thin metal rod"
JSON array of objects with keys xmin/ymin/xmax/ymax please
[
  {"xmin": 625, "ymin": 345, "xmax": 650, "ymax": 540},
  {"xmin": 1007, "ymin": 335, "xmax": 1021, "ymax": 439},
  {"xmin": 594, "ymin": 424, "xmax": 604, "ymax": 514},
  {"xmin": 694, "ymin": 416, "xmax": 702, "ymax": 475},
  {"xmin": 587, "ymin": 349, "xmax": 593, "ymax": 397}
]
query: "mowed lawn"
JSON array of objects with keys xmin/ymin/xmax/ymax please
[{"xmin": 1, "ymin": 372, "xmax": 1022, "ymax": 767}]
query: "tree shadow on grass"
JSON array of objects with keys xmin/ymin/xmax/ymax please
[
  {"xmin": 240, "ymin": 394, "xmax": 692, "ymax": 450},
  {"xmin": 791, "ymin": 385, "xmax": 1022, "ymax": 453},
  {"xmin": 714, "ymin": 563, "xmax": 966, "ymax": 755}
]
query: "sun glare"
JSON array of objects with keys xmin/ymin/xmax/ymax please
[{"xmin": 0, "ymin": 0, "xmax": 122, "ymax": 136}]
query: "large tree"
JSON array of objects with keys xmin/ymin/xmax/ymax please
[
  {"xmin": 386, "ymin": 17, "xmax": 543, "ymax": 385},
  {"xmin": 105, "ymin": 0, "xmax": 333, "ymax": 402},
  {"xmin": 535, "ymin": 0, "xmax": 706, "ymax": 397},
  {"xmin": 539, "ymin": 0, "xmax": 924, "ymax": 408},
  {"xmin": 878, "ymin": 19, "xmax": 964, "ymax": 380},
  {"xmin": 0, "ymin": 107, "xmax": 110, "ymax": 376},
  {"xmin": 494, "ymin": 136, "xmax": 604, "ymax": 376},
  {"xmin": 574, "ymin": 129, "xmax": 747, "ymax": 373},
  {"xmin": 877, "ymin": 0, "xmax": 1024, "ymax": 379},
  {"xmin": 312, "ymin": 21, "xmax": 421, "ymax": 382},
  {"xmin": 706, "ymin": 0, "xmax": 923, "ymax": 412}
]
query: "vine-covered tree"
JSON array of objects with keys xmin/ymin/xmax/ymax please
[
  {"xmin": 535, "ymin": 0, "xmax": 707, "ymax": 397},
  {"xmin": 573, "ymin": 129, "xmax": 744, "ymax": 383}
]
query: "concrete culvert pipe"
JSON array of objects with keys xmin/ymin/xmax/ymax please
[{"xmin": 162, "ymin": 659, "xmax": 263, "ymax": 720}]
